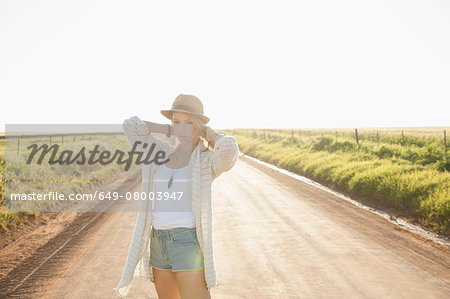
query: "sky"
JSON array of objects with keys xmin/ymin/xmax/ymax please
[{"xmin": 0, "ymin": 0, "xmax": 449, "ymax": 130}]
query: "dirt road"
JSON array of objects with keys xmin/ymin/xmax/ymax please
[{"xmin": 1, "ymin": 155, "xmax": 449, "ymax": 298}]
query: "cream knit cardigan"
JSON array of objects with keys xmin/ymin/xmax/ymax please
[{"xmin": 114, "ymin": 117, "xmax": 239, "ymax": 298}]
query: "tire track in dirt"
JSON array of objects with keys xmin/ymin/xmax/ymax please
[{"xmin": 0, "ymin": 167, "xmax": 141, "ymax": 298}]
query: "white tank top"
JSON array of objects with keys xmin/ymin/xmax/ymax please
[{"xmin": 151, "ymin": 163, "xmax": 195, "ymax": 229}]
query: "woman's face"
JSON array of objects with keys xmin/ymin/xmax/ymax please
[{"xmin": 172, "ymin": 112, "xmax": 198, "ymax": 142}]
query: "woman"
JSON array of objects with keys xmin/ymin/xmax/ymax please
[{"xmin": 114, "ymin": 94, "xmax": 240, "ymax": 298}]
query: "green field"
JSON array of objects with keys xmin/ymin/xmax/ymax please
[
  {"xmin": 224, "ymin": 127, "xmax": 450, "ymax": 236},
  {"xmin": 0, "ymin": 134, "xmax": 130, "ymax": 232}
]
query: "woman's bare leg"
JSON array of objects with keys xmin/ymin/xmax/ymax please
[
  {"xmin": 152, "ymin": 267, "xmax": 181, "ymax": 299},
  {"xmin": 173, "ymin": 269, "xmax": 211, "ymax": 299}
]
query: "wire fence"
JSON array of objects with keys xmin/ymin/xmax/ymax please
[
  {"xmin": 2, "ymin": 132, "xmax": 123, "ymax": 154},
  {"xmin": 230, "ymin": 128, "xmax": 448, "ymax": 153}
]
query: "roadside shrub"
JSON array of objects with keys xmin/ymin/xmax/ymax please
[{"xmin": 312, "ymin": 137, "xmax": 334, "ymax": 151}]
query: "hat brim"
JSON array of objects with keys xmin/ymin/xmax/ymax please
[{"xmin": 160, "ymin": 109, "xmax": 210, "ymax": 124}]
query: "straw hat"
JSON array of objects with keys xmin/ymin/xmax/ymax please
[{"xmin": 160, "ymin": 94, "xmax": 210, "ymax": 124}]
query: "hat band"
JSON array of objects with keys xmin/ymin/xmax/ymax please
[{"xmin": 171, "ymin": 104, "xmax": 203, "ymax": 115}]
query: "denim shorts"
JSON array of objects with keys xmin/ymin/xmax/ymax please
[{"xmin": 150, "ymin": 226, "xmax": 204, "ymax": 272}]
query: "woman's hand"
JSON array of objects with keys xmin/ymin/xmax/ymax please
[
  {"xmin": 125, "ymin": 116, "xmax": 149, "ymax": 136},
  {"xmin": 205, "ymin": 126, "xmax": 222, "ymax": 143},
  {"xmin": 204, "ymin": 126, "xmax": 214, "ymax": 142}
]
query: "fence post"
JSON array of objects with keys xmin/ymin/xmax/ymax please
[
  {"xmin": 335, "ymin": 131, "xmax": 338, "ymax": 144},
  {"xmin": 17, "ymin": 137, "xmax": 20, "ymax": 154},
  {"xmin": 291, "ymin": 129, "xmax": 293, "ymax": 138},
  {"xmin": 445, "ymin": 130, "xmax": 448, "ymax": 154},
  {"xmin": 402, "ymin": 130, "xmax": 405, "ymax": 146},
  {"xmin": 62, "ymin": 135, "xmax": 64, "ymax": 145},
  {"xmin": 355, "ymin": 129, "xmax": 359, "ymax": 148},
  {"xmin": 73, "ymin": 135, "xmax": 76, "ymax": 142}
]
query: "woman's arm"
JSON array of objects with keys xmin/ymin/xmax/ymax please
[
  {"xmin": 143, "ymin": 120, "xmax": 173, "ymax": 136},
  {"xmin": 205, "ymin": 126, "xmax": 240, "ymax": 180},
  {"xmin": 122, "ymin": 116, "xmax": 172, "ymax": 155}
]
